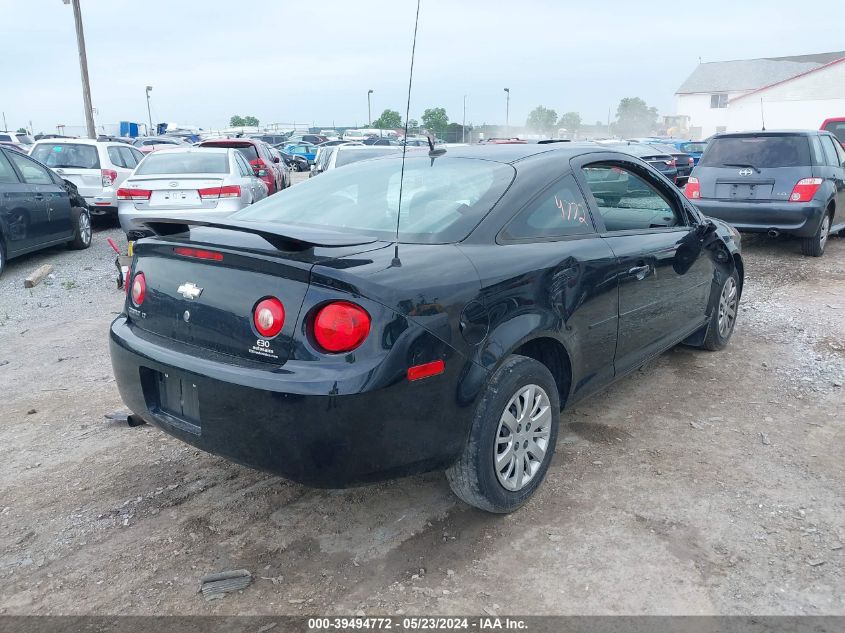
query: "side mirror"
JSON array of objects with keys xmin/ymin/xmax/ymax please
[{"xmin": 695, "ymin": 218, "xmax": 718, "ymax": 238}]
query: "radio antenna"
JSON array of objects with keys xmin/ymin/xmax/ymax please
[{"xmin": 392, "ymin": 0, "xmax": 421, "ymax": 268}]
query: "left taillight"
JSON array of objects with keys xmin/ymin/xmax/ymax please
[
  {"xmin": 684, "ymin": 176, "xmax": 701, "ymax": 199},
  {"xmin": 102, "ymin": 169, "xmax": 118, "ymax": 187},
  {"xmin": 130, "ymin": 272, "xmax": 146, "ymax": 306},
  {"xmin": 788, "ymin": 178, "xmax": 822, "ymax": 202},
  {"xmin": 116, "ymin": 188, "xmax": 151, "ymax": 201}
]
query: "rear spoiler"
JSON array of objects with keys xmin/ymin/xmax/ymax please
[{"xmin": 140, "ymin": 217, "xmax": 378, "ymax": 250}]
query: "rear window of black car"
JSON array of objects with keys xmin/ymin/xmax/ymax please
[
  {"xmin": 135, "ymin": 151, "xmax": 229, "ymax": 175},
  {"xmin": 233, "ymin": 155, "xmax": 515, "ymax": 243},
  {"xmin": 335, "ymin": 147, "xmax": 402, "ymax": 167},
  {"xmin": 700, "ymin": 135, "xmax": 810, "ymax": 168},
  {"xmin": 31, "ymin": 143, "xmax": 100, "ymax": 169}
]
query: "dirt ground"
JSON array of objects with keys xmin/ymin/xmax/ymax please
[{"xmin": 0, "ymin": 198, "xmax": 843, "ymax": 615}]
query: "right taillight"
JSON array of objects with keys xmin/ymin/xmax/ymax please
[
  {"xmin": 198, "ymin": 185, "xmax": 241, "ymax": 199},
  {"xmin": 130, "ymin": 272, "xmax": 146, "ymax": 306},
  {"xmin": 312, "ymin": 301, "xmax": 370, "ymax": 353},
  {"xmin": 684, "ymin": 176, "xmax": 701, "ymax": 199},
  {"xmin": 101, "ymin": 169, "xmax": 118, "ymax": 187},
  {"xmin": 116, "ymin": 188, "xmax": 151, "ymax": 201},
  {"xmin": 788, "ymin": 178, "xmax": 822, "ymax": 202}
]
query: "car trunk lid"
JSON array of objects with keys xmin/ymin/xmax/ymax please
[{"xmin": 127, "ymin": 220, "xmax": 382, "ymax": 365}]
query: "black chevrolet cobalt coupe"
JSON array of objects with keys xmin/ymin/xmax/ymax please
[{"xmin": 110, "ymin": 143, "xmax": 743, "ymax": 513}]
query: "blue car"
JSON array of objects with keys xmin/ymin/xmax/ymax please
[
  {"xmin": 666, "ymin": 140, "xmax": 707, "ymax": 166},
  {"xmin": 283, "ymin": 142, "xmax": 317, "ymax": 164}
]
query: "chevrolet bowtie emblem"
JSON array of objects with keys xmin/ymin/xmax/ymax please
[{"xmin": 177, "ymin": 282, "xmax": 203, "ymax": 300}]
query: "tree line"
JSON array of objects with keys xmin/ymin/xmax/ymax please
[{"xmin": 525, "ymin": 97, "xmax": 660, "ymax": 137}]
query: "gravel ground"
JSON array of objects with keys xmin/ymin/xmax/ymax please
[{"xmin": 0, "ymin": 195, "xmax": 843, "ymax": 615}]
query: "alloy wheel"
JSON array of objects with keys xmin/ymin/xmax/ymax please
[
  {"xmin": 717, "ymin": 276, "xmax": 738, "ymax": 338},
  {"xmin": 494, "ymin": 384, "xmax": 553, "ymax": 491},
  {"xmin": 79, "ymin": 212, "xmax": 92, "ymax": 245},
  {"xmin": 819, "ymin": 214, "xmax": 830, "ymax": 251}
]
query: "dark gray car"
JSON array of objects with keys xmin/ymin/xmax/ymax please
[{"xmin": 687, "ymin": 130, "xmax": 845, "ymax": 256}]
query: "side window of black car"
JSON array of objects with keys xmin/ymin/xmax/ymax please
[
  {"xmin": 581, "ymin": 163, "xmax": 682, "ymax": 232},
  {"xmin": 502, "ymin": 174, "xmax": 594, "ymax": 240},
  {"xmin": 0, "ymin": 151, "xmax": 21, "ymax": 184},
  {"xmin": 8, "ymin": 152, "xmax": 54, "ymax": 185}
]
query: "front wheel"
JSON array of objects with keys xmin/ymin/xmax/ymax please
[
  {"xmin": 701, "ymin": 269, "xmax": 739, "ymax": 351},
  {"xmin": 801, "ymin": 213, "xmax": 830, "ymax": 257},
  {"xmin": 68, "ymin": 208, "xmax": 92, "ymax": 250},
  {"xmin": 446, "ymin": 355, "xmax": 560, "ymax": 513}
]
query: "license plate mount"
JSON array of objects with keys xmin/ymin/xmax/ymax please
[{"xmin": 154, "ymin": 370, "xmax": 201, "ymax": 434}]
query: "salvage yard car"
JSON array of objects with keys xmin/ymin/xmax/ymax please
[
  {"xmin": 0, "ymin": 146, "xmax": 91, "ymax": 277},
  {"xmin": 685, "ymin": 130, "xmax": 845, "ymax": 256},
  {"xmin": 117, "ymin": 147, "xmax": 268, "ymax": 240},
  {"xmin": 29, "ymin": 138, "xmax": 144, "ymax": 216},
  {"xmin": 110, "ymin": 143, "xmax": 743, "ymax": 513}
]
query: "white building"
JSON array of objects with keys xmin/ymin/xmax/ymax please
[{"xmin": 674, "ymin": 51, "xmax": 845, "ymax": 139}]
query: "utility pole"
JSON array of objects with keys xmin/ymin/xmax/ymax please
[
  {"xmin": 462, "ymin": 95, "xmax": 466, "ymax": 144},
  {"xmin": 503, "ymin": 88, "xmax": 510, "ymax": 133},
  {"xmin": 63, "ymin": 0, "xmax": 96, "ymax": 139},
  {"xmin": 145, "ymin": 86, "xmax": 153, "ymax": 134},
  {"xmin": 367, "ymin": 89, "xmax": 374, "ymax": 126}
]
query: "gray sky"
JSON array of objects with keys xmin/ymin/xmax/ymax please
[{"xmin": 2, "ymin": 0, "xmax": 843, "ymax": 133}]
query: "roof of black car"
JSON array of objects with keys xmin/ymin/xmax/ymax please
[{"xmin": 416, "ymin": 142, "xmax": 605, "ymax": 164}]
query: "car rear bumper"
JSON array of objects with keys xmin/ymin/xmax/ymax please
[
  {"xmin": 109, "ymin": 317, "xmax": 474, "ymax": 487},
  {"xmin": 694, "ymin": 199, "xmax": 826, "ymax": 237}
]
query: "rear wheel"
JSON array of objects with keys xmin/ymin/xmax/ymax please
[
  {"xmin": 801, "ymin": 212, "xmax": 830, "ymax": 257},
  {"xmin": 68, "ymin": 208, "xmax": 92, "ymax": 250},
  {"xmin": 446, "ymin": 355, "xmax": 560, "ymax": 513}
]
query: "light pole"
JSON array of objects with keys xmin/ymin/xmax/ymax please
[
  {"xmin": 367, "ymin": 89, "xmax": 374, "ymax": 126},
  {"xmin": 62, "ymin": 0, "xmax": 96, "ymax": 139},
  {"xmin": 503, "ymin": 88, "xmax": 510, "ymax": 133},
  {"xmin": 462, "ymin": 95, "xmax": 466, "ymax": 144},
  {"xmin": 145, "ymin": 86, "xmax": 153, "ymax": 135}
]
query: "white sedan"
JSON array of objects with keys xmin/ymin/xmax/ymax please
[{"xmin": 117, "ymin": 147, "xmax": 268, "ymax": 238}]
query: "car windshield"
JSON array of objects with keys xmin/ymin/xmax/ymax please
[
  {"xmin": 30, "ymin": 143, "xmax": 100, "ymax": 169},
  {"xmin": 611, "ymin": 144, "xmax": 667, "ymax": 158},
  {"xmin": 335, "ymin": 147, "xmax": 402, "ymax": 167},
  {"xmin": 16, "ymin": 134, "xmax": 34, "ymax": 144},
  {"xmin": 700, "ymin": 135, "xmax": 810, "ymax": 168},
  {"xmin": 233, "ymin": 155, "xmax": 515, "ymax": 243},
  {"xmin": 135, "ymin": 152, "xmax": 229, "ymax": 175},
  {"xmin": 680, "ymin": 142, "xmax": 707, "ymax": 153}
]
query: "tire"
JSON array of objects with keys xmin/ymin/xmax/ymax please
[
  {"xmin": 800, "ymin": 212, "xmax": 831, "ymax": 257},
  {"xmin": 68, "ymin": 207, "xmax": 92, "ymax": 250},
  {"xmin": 701, "ymin": 268, "xmax": 740, "ymax": 351},
  {"xmin": 446, "ymin": 355, "xmax": 560, "ymax": 513}
]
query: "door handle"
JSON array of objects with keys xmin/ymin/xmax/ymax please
[
  {"xmin": 34, "ymin": 194, "xmax": 44, "ymax": 201},
  {"xmin": 628, "ymin": 265, "xmax": 651, "ymax": 280}
]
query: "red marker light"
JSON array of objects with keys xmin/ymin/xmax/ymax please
[{"xmin": 407, "ymin": 360, "xmax": 445, "ymax": 381}]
